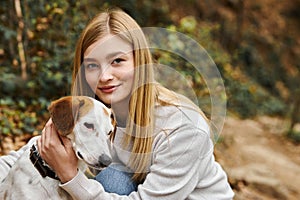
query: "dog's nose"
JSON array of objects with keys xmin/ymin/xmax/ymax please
[{"xmin": 98, "ymin": 154, "xmax": 112, "ymax": 167}]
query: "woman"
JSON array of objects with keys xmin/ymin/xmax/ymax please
[{"xmin": 1, "ymin": 9, "xmax": 234, "ymax": 199}]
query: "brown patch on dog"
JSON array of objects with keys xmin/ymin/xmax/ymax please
[
  {"xmin": 102, "ymin": 107, "xmax": 109, "ymax": 116},
  {"xmin": 109, "ymin": 110, "xmax": 117, "ymax": 141},
  {"xmin": 101, "ymin": 107, "xmax": 117, "ymax": 141},
  {"xmin": 48, "ymin": 96, "xmax": 93, "ymax": 136}
]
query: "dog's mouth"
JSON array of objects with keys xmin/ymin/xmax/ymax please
[
  {"xmin": 85, "ymin": 162, "xmax": 109, "ymax": 171},
  {"xmin": 76, "ymin": 151, "xmax": 112, "ymax": 170}
]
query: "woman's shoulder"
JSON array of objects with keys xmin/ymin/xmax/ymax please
[
  {"xmin": 152, "ymin": 103, "xmax": 213, "ymax": 159},
  {"xmin": 154, "ymin": 102, "xmax": 210, "ymax": 135},
  {"xmin": 155, "ymin": 87, "xmax": 209, "ymax": 131}
]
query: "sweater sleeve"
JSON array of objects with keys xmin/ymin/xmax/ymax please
[
  {"xmin": 0, "ymin": 136, "xmax": 38, "ymax": 182},
  {"xmin": 60, "ymin": 122, "xmax": 233, "ymax": 200}
]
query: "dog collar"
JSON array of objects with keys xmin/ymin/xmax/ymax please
[{"xmin": 29, "ymin": 145, "xmax": 60, "ymax": 181}]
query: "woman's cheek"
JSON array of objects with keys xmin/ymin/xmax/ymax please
[{"xmin": 85, "ymin": 73, "xmax": 99, "ymax": 92}]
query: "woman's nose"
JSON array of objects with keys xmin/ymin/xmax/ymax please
[{"xmin": 99, "ymin": 66, "xmax": 113, "ymax": 82}]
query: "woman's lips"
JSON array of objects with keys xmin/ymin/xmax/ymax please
[{"xmin": 99, "ymin": 85, "xmax": 119, "ymax": 93}]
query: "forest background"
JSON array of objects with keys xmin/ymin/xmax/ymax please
[{"xmin": 0, "ymin": 0, "xmax": 299, "ymax": 199}]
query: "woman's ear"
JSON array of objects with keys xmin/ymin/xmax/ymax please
[{"xmin": 48, "ymin": 96, "xmax": 83, "ymax": 136}]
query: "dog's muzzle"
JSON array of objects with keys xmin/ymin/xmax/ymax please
[
  {"xmin": 98, "ymin": 153, "xmax": 112, "ymax": 167},
  {"xmin": 30, "ymin": 145, "xmax": 60, "ymax": 180}
]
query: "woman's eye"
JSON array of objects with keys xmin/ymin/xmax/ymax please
[
  {"xmin": 86, "ymin": 63, "xmax": 99, "ymax": 69},
  {"xmin": 112, "ymin": 58, "xmax": 124, "ymax": 65}
]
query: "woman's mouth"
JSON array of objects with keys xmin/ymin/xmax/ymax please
[{"xmin": 99, "ymin": 85, "xmax": 119, "ymax": 93}]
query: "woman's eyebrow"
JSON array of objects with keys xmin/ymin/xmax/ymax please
[
  {"xmin": 105, "ymin": 51, "xmax": 128, "ymax": 60},
  {"xmin": 83, "ymin": 58, "xmax": 97, "ymax": 62},
  {"xmin": 84, "ymin": 51, "xmax": 131, "ymax": 62}
]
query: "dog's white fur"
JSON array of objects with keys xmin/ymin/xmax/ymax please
[{"xmin": 0, "ymin": 96, "xmax": 115, "ymax": 200}]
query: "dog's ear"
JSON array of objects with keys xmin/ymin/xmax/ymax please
[{"xmin": 48, "ymin": 96, "xmax": 84, "ymax": 136}]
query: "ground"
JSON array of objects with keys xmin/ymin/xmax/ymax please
[
  {"xmin": 1, "ymin": 116, "xmax": 299, "ymax": 199},
  {"xmin": 215, "ymin": 116, "xmax": 300, "ymax": 200}
]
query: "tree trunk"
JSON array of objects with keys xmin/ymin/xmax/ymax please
[
  {"xmin": 14, "ymin": 0, "xmax": 27, "ymax": 80},
  {"xmin": 236, "ymin": 0, "xmax": 245, "ymax": 44},
  {"xmin": 8, "ymin": 0, "xmax": 16, "ymax": 60}
]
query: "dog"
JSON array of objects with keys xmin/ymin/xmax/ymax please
[{"xmin": 0, "ymin": 96, "xmax": 116, "ymax": 200}]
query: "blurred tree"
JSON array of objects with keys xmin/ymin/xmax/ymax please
[{"xmin": 14, "ymin": 0, "xmax": 27, "ymax": 80}]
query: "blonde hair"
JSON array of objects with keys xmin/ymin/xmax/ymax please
[
  {"xmin": 71, "ymin": 9, "xmax": 207, "ymax": 182},
  {"xmin": 71, "ymin": 9, "xmax": 156, "ymax": 182}
]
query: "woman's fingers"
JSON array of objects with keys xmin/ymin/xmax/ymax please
[
  {"xmin": 45, "ymin": 118, "xmax": 52, "ymax": 126},
  {"xmin": 37, "ymin": 118, "xmax": 78, "ymax": 182},
  {"xmin": 41, "ymin": 119, "xmax": 51, "ymax": 150},
  {"xmin": 60, "ymin": 136, "xmax": 72, "ymax": 148},
  {"xmin": 49, "ymin": 122, "xmax": 62, "ymax": 146},
  {"xmin": 37, "ymin": 120, "xmax": 48, "ymax": 156},
  {"xmin": 38, "ymin": 119, "xmax": 62, "ymax": 159}
]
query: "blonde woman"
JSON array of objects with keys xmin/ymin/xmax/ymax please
[{"xmin": 1, "ymin": 9, "xmax": 234, "ymax": 199}]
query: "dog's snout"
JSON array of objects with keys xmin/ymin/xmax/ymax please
[{"xmin": 99, "ymin": 154, "xmax": 112, "ymax": 167}]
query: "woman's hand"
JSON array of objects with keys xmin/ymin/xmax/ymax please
[{"xmin": 37, "ymin": 119, "xmax": 78, "ymax": 183}]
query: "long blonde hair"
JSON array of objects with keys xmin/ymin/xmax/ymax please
[
  {"xmin": 71, "ymin": 9, "xmax": 207, "ymax": 182},
  {"xmin": 71, "ymin": 9, "xmax": 156, "ymax": 182}
]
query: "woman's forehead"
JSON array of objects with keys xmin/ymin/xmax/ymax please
[{"xmin": 84, "ymin": 34, "xmax": 133, "ymax": 59}]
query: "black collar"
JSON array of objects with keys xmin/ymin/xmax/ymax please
[{"xmin": 30, "ymin": 145, "xmax": 60, "ymax": 181}]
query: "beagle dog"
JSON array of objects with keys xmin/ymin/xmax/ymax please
[{"xmin": 0, "ymin": 96, "xmax": 116, "ymax": 200}]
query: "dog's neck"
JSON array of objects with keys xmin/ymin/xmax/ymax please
[
  {"xmin": 30, "ymin": 144, "xmax": 60, "ymax": 180},
  {"xmin": 30, "ymin": 143, "xmax": 88, "ymax": 181}
]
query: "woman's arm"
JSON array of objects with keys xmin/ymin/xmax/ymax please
[
  {"xmin": 61, "ymin": 129, "xmax": 205, "ymax": 199},
  {"xmin": 0, "ymin": 136, "xmax": 38, "ymax": 182},
  {"xmin": 59, "ymin": 125, "xmax": 233, "ymax": 199}
]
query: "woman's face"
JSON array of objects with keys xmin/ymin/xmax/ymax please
[{"xmin": 83, "ymin": 34, "xmax": 135, "ymax": 106}]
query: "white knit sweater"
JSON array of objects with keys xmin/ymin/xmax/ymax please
[{"xmin": 0, "ymin": 104, "xmax": 234, "ymax": 200}]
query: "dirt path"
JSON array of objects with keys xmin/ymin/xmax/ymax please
[{"xmin": 215, "ymin": 116, "xmax": 300, "ymax": 200}]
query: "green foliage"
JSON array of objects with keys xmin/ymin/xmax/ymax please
[
  {"xmin": 287, "ymin": 130, "xmax": 300, "ymax": 143},
  {"xmin": 152, "ymin": 16, "xmax": 286, "ymax": 118},
  {"xmin": 0, "ymin": 0, "xmax": 80, "ymax": 137},
  {"xmin": 226, "ymin": 78, "xmax": 286, "ymax": 118},
  {"xmin": 0, "ymin": 107, "xmax": 37, "ymax": 136},
  {"xmin": 0, "ymin": 97, "xmax": 47, "ymax": 136}
]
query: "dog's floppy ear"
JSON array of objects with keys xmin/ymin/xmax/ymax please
[{"xmin": 48, "ymin": 96, "xmax": 84, "ymax": 136}]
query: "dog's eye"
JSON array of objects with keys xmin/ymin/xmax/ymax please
[
  {"xmin": 84, "ymin": 122, "xmax": 94, "ymax": 130},
  {"xmin": 108, "ymin": 130, "xmax": 112, "ymax": 135}
]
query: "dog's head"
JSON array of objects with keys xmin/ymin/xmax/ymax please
[{"xmin": 48, "ymin": 96, "xmax": 116, "ymax": 169}]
